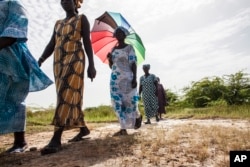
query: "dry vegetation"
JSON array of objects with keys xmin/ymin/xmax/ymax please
[{"xmin": 0, "ymin": 119, "xmax": 249, "ymax": 167}]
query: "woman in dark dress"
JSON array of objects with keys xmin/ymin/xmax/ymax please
[{"xmin": 156, "ymin": 77, "xmax": 167, "ymax": 120}]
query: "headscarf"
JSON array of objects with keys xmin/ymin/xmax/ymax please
[
  {"xmin": 113, "ymin": 26, "xmax": 130, "ymax": 37},
  {"xmin": 75, "ymin": 0, "xmax": 83, "ymax": 8},
  {"xmin": 143, "ymin": 64, "xmax": 150, "ymax": 69}
]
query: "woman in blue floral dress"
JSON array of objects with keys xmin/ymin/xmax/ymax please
[
  {"xmin": 0, "ymin": 0, "xmax": 53, "ymax": 153},
  {"xmin": 108, "ymin": 27, "xmax": 142, "ymax": 136}
]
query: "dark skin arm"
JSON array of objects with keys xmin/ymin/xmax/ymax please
[
  {"xmin": 139, "ymin": 84, "xmax": 143, "ymax": 100},
  {"xmin": 38, "ymin": 30, "xmax": 56, "ymax": 66},
  {"xmin": 0, "ymin": 37, "xmax": 17, "ymax": 50},
  {"xmin": 139, "ymin": 79, "xmax": 142, "ymax": 96},
  {"xmin": 107, "ymin": 52, "xmax": 113, "ymax": 69},
  {"xmin": 139, "ymin": 85, "xmax": 142, "ymax": 95},
  {"xmin": 81, "ymin": 14, "xmax": 96, "ymax": 81},
  {"xmin": 131, "ymin": 62, "xmax": 137, "ymax": 88},
  {"xmin": 154, "ymin": 80, "xmax": 158, "ymax": 96}
]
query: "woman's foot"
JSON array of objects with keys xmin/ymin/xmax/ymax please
[
  {"xmin": 5, "ymin": 143, "xmax": 27, "ymax": 153},
  {"xmin": 113, "ymin": 129, "xmax": 128, "ymax": 136},
  {"xmin": 41, "ymin": 127, "xmax": 63, "ymax": 155},
  {"xmin": 6, "ymin": 132, "xmax": 27, "ymax": 153},
  {"xmin": 134, "ymin": 115, "xmax": 143, "ymax": 129},
  {"xmin": 156, "ymin": 115, "xmax": 160, "ymax": 122},
  {"xmin": 144, "ymin": 119, "xmax": 151, "ymax": 124},
  {"xmin": 40, "ymin": 142, "xmax": 62, "ymax": 155},
  {"xmin": 68, "ymin": 126, "xmax": 90, "ymax": 142}
]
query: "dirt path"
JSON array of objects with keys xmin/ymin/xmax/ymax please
[{"xmin": 0, "ymin": 119, "xmax": 249, "ymax": 167}]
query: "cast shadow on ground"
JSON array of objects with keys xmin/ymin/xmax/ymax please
[{"xmin": 0, "ymin": 133, "xmax": 141, "ymax": 167}]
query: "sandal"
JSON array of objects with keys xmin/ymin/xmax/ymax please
[
  {"xmin": 134, "ymin": 115, "xmax": 142, "ymax": 129},
  {"xmin": 5, "ymin": 144, "xmax": 28, "ymax": 153},
  {"xmin": 68, "ymin": 126, "xmax": 90, "ymax": 142}
]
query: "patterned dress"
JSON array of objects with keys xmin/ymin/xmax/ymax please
[
  {"xmin": 157, "ymin": 83, "xmax": 167, "ymax": 114},
  {"xmin": 110, "ymin": 45, "xmax": 139, "ymax": 129},
  {"xmin": 52, "ymin": 15, "xmax": 86, "ymax": 128},
  {"xmin": 0, "ymin": 0, "xmax": 53, "ymax": 134},
  {"xmin": 140, "ymin": 74, "xmax": 158, "ymax": 119}
]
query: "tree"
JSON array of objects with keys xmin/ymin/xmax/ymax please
[
  {"xmin": 165, "ymin": 89, "xmax": 178, "ymax": 105},
  {"xmin": 183, "ymin": 77, "xmax": 226, "ymax": 107},
  {"xmin": 223, "ymin": 70, "xmax": 250, "ymax": 105}
]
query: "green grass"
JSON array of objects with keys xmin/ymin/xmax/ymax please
[
  {"xmin": 84, "ymin": 105, "xmax": 117, "ymax": 122},
  {"xmin": 22, "ymin": 104, "xmax": 250, "ymax": 135},
  {"xmin": 26, "ymin": 104, "xmax": 250, "ymax": 129},
  {"xmin": 165, "ymin": 104, "xmax": 250, "ymax": 119}
]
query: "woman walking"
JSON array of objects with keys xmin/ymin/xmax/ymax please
[
  {"xmin": 0, "ymin": 0, "xmax": 53, "ymax": 153},
  {"xmin": 38, "ymin": 0, "xmax": 96, "ymax": 155},
  {"xmin": 108, "ymin": 27, "xmax": 142, "ymax": 136},
  {"xmin": 156, "ymin": 77, "xmax": 167, "ymax": 120},
  {"xmin": 139, "ymin": 64, "xmax": 159, "ymax": 124}
]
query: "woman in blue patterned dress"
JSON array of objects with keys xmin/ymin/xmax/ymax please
[
  {"xmin": 139, "ymin": 64, "xmax": 159, "ymax": 124},
  {"xmin": 108, "ymin": 27, "xmax": 142, "ymax": 136},
  {"xmin": 0, "ymin": 0, "xmax": 53, "ymax": 153}
]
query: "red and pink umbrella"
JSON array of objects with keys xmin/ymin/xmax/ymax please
[{"xmin": 91, "ymin": 11, "xmax": 145, "ymax": 64}]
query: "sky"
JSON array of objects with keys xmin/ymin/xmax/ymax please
[{"xmin": 20, "ymin": 0, "xmax": 250, "ymax": 109}]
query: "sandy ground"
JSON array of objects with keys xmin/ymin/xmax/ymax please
[{"xmin": 0, "ymin": 119, "xmax": 249, "ymax": 167}]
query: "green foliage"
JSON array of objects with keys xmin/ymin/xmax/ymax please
[
  {"xmin": 165, "ymin": 89, "xmax": 178, "ymax": 104},
  {"xmin": 181, "ymin": 70, "xmax": 250, "ymax": 108},
  {"xmin": 183, "ymin": 77, "xmax": 226, "ymax": 107},
  {"xmin": 207, "ymin": 99, "xmax": 228, "ymax": 107},
  {"xmin": 223, "ymin": 70, "xmax": 250, "ymax": 105}
]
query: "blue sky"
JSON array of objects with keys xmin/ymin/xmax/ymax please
[{"xmin": 20, "ymin": 0, "xmax": 250, "ymax": 108}]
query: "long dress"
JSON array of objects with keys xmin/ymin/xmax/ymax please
[
  {"xmin": 110, "ymin": 45, "xmax": 139, "ymax": 129},
  {"xmin": 140, "ymin": 74, "xmax": 158, "ymax": 119},
  {"xmin": 52, "ymin": 15, "xmax": 86, "ymax": 128},
  {"xmin": 0, "ymin": 0, "xmax": 53, "ymax": 134},
  {"xmin": 157, "ymin": 83, "xmax": 167, "ymax": 114}
]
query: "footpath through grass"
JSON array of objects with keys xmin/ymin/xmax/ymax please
[
  {"xmin": 26, "ymin": 104, "xmax": 250, "ymax": 131},
  {"xmin": 0, "ymin": 104, "xmax": 249, "ymax": 166}
]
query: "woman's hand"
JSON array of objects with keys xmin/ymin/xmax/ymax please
[
  {"xmin": 0, "ymin": 37, "xmax": 16, "ymax": 50},
  {"xmin": 38, "ymin": 57, "xmax": 45, "ymax": 67},
  {"xmin": 107, "ymin": 53, "xmax": 112, "ymax": 61},
  {"xmin": 131, "ymin": 78, "xmax": 137, "ymax": 88},
  {"xmin": 107, "ymin": 52, "xmax": 113, "ymax": 68},
  {"xmin": 87, "ymin": 65, "xmax": 96, "ymax": 82}
]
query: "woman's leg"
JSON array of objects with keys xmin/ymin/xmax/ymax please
[
  {"xmin": 68, "ymin": 126, "xmax": 90, "ymax": 142},
  {"xmin": 41, "ymin": 126, "xmax": 64, "ymax": 155},
  {"xmin": 1, "ymin": 74, "xmax": 29, "ymax": 153}
]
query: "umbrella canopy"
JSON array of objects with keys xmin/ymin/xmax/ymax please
[{"xmin": 91, "ymin": 11, "xmax": 145, "ymax": 64}]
